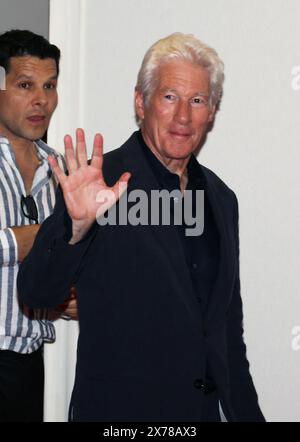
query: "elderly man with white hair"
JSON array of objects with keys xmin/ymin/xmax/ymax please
[{"xmin": 18, "ymin": 33, "xmax": 265, "ymax": 422}]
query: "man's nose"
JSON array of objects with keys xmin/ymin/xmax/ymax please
[
  {"xmin": 174, "ymin": 100, "xmax": 191, "ymax": 124},
  {"xmin": 32, "ymin": 88, "xmax": 48, "ymax": 106}
]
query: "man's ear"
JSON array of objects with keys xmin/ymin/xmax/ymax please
[{"xmin": 135, "ymin": 88, "xmax": 145, "ymax": 121}]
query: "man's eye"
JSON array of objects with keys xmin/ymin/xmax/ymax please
[
  {"xmin": 44, "ymin": 83, "xmax": 56, "ymax": 89},
  {"xmin": 19, "ymin": 82, "xmax": 30, "ymax": 89},
  {"xmin": 164, "ymin": 94, "xmax": 175, "ymax": 101},
  {"xmin": 192, "ymin": 97, "xmax": 208, "ymax": 105}
]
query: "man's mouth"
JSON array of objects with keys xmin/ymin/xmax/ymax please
[
  {"xmin": 169, "ymin": 130, "xmax": 191, "ymax": 139},
  {"xmin": 27, "ymin": 115, "xmax": 46, "ymax": 124}
]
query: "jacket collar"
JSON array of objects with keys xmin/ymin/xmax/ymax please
[{"xmin": 119, "ymin": 131, "xmax": 236, "ymax": 326}]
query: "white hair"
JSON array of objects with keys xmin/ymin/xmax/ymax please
[{"xmin": 135, "ymin": 32, "xmax": 225, "ymax": 124}]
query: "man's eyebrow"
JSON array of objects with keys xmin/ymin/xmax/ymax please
[
  {"xmin": 194, "ymin": 92, "xmax": 209, "ymax": 96},
  {"xmin": 15, "ymin": 74, "xmax": 34, "ymax": 80},
  {"xmin": 160, "ymin": 88, "xmax": 177, "ymax": 93},
  {"xmin": 161, "ymin": 88, "xmax": 209, "ymax": 96},
  {"xmin": 15, "ymin": 74, "xmax": 58, "ymax": 81},
  {"xmin": 46, "ymin": 75, "xmax": 58, "ymax": 81}
]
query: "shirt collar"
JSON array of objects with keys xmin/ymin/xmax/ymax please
[
  {"xmin": 0, "ymin": 136, "xmax": 57, "ymax": 195},
  {"xmin": 0, "ymin": 136, "xmax": 59, "ymax": 162}
]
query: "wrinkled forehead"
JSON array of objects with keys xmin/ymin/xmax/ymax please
[
  {"xmin": 7, "ymin": 55, "xmax": 58, "ymax": 79},
  {"xmin": 154, "ymin": 59, "xmax": 210, "ymax": 94}
]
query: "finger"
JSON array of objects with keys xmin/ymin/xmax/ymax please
[
  {"xmin": 112, "ymin": 172, "xmax": 131, "ymax": 201},
  {"xmin": 76, "ymin": 128, "xmax": 88, "ymax": 167},
  {"xmin": 48, "ymin": 155, "xmax": 67, "ymax": 186},
  {"xmin": 61, "ymin": 299, "xmax": 78, "ymax": 317},
  {"xmin": 65, "ymin": 299, "xmax": 77, "ymax": 309},
  {"xmin": 64, "ymin": 134, "xmax": 78, "ymax": 173},
  {"xmin": 69, "ymin": 286, "xmax": 77, "ymax": 298},
  {"xmin": 58, "ymin": 297, "xmax": 76, "ymax": 310},
  {"xmin": 90, "ymin": 133, "xmax": 103, "ymax": 175}
]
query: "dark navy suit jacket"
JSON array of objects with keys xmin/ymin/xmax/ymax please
[{"xmin": 18, "ymin": 132, "xmax": 265, "ymax": 422}]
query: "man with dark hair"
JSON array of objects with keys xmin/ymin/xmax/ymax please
[
  {"xmin": 0, "ymin": 29, "xmax": 76, "ymax": 422},
  {"xmin": 0, "ymin": 29, "xmax": 60, "ymax": 76}
]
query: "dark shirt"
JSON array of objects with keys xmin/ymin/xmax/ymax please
[{"xmin": 137, "ymin": 131, "xmax": 219, "ymax": 311}]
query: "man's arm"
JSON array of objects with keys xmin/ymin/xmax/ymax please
[
  {"xmin": 1, "ymin": 210, "xmax": 78, "ymax": 318},
  {"xmin": 226, "ymin": 194, "xmax": 265, "ymax": 422},
  {"xmin": 11, "ymin": 225, "xmax": 40, "ymax": 262},
  {"xmin": 0, "ymin": 225, "xmax": 39, "ymax": 266},
  {"xmin": 18, "ymin": 128, "xmax": 130, "ymax": 309},
  {"xmin": 17, "ymin": 185, "xmax": 96, "ymax": 308},
  {"xmin": 0, "ymin": 228, "xmax": 18, "ymax": 267}
]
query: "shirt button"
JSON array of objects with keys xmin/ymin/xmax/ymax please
[{"xmin": 193, "ymin": 379, "xmax": 204, "ymax": 389}]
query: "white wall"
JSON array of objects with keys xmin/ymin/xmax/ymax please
[
  {"xmin": 0, "ymin": 0, "xmax": 49, "ymax": 36},
  {"xmin": 48, "ymin": 0, "xmax": 300, "ymax": 421}
]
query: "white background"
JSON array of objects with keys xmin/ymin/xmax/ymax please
[
  {"xmin": 46, "ymin": 0, "xmax": 300, "ymax": 421},
  {"xmin": 0, "ymin": 0, "xmax": 49, "ymax": 36}
]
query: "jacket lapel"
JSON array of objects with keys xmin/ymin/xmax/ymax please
[
  {"xmin": 121, "ymin": 134, "xmax": 204, "ymax": 325},
  {"xmin": 119, "ymin": 132, "xmax": 237, "ymax": 331}
]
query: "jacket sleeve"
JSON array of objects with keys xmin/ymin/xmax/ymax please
[
  {"xmin": 17, "ymin": 186, "xmax": 97, "ymax": 308},
  {"xmin": 226, "ymin": 193, "xmax": 265, "ymax": 422},
  {"xmin": 0, "ymin": 227, "xmax": 18, "ymax": 266}
]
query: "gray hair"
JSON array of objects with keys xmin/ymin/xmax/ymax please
[{"xmin": 135, "ymin": 32, "xmax": 224, "ymax": 124}]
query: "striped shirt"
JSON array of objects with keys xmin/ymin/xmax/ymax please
[{"xmin": 0, "ymin": 136, "xmax": 64, "ymax": 354}]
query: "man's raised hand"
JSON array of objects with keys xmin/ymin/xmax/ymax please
[{"xmin": 48, "ymin": 128, "xmax": 131, "ymax": 243}]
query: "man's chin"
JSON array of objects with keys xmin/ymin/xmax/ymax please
[
  {"xmin": 24, "ymin": 128, "xmax": 47, "ymax": 142},
  {"xmin": 165, "ymin": 146, "xmax": 194, "ymax": 160}
]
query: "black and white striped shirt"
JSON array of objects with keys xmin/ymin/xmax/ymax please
[{"xmin": 0, "ymin": 136, "xmax": 64, "ymax": 354}]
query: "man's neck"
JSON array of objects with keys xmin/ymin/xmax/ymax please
[
  {"xmin": 146, "ymin": 146, "xmax": 190, "ymax": 191},
  {"xmin": 140, "ymin": 128, "xmax": 190, "ymax": 190},
  {"xmin": 11, "ymin": 139, "xmax": 40, "ymax": 194},
  {"xmin": 0, "ymin": 127, "xmax": 36, "ymax": 160},
  {"xmin": 13, "ymin": 139, "xmax": 35, "ymax": 158}
]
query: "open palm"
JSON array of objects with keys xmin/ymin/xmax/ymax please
[{"xmin": 49, "ymin": 128, "xmax": 130, "ymax": 227}]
